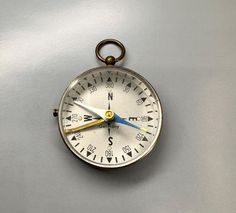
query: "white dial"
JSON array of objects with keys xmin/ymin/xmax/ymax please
[{"xmin": 58, "ymin": 66, "xmax": 162, "ymax": 168}]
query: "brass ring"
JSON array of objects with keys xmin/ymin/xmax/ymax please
[{"xmin": 95, "ymin": 39, "xmax": 126, "ymax": 65}]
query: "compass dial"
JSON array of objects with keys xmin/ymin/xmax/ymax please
[{"xmin": 58, "ymin": 66, "xmax": 162, "ymax": 168}]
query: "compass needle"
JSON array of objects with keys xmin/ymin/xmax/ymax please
[
  {"xmin": 113, "ymin": 113, "xmax": 148, "ymax": 132},
  {"xmin": 64, "ymin": 119, "xmax": 105, "ymax": 134},
  {"xmin": 74, "ymin": 101, "xmax": 108, "ymax": 121}
]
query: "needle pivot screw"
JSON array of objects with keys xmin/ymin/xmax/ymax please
[{"xmin": 104, "ymin": 110, "xmax": 114, "ymax": 121}]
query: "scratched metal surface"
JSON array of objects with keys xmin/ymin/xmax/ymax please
[{"xmin": 0, "ymin": 0, "xmax": 236, "ymax": 212}]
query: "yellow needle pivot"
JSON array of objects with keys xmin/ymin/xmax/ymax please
[{"xmin": 64, "ymin": 119, "xmax": 105, "ymax": 134}]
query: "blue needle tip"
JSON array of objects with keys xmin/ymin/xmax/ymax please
[{"xmin": 113, "ymin": 113, "xmax": 147, "ymax": 132}]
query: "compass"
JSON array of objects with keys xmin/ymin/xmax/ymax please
[{"xmin": 54, "ymin": 39, "xmax": 163, "ymax": 168}]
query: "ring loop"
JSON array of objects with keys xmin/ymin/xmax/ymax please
[{"xmin": 95, "ymin": 39, "xmax": 126, "ymax": 65}]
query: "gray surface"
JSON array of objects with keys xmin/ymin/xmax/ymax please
[{"xmin": 0, "ymin": 0, "xmax": 236, "ymax": 212}]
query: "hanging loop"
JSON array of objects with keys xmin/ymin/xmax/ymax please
[{"xmin": 95, "ymin": 39, "xmax": 126, "ymax": 65}]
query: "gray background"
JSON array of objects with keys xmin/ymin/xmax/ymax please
[{"xmin": 0, "ymin": 0, "xmax": 235, "ymax": 212}]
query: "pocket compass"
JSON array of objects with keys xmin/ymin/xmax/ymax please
[{"xmin": 54, "ymin": 39, "xmax": 163, "ymax": 168}]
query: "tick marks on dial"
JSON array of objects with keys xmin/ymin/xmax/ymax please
[
  {"xmin": 78, "ymin": 82, "xmax": 85, "ymax": 91},
  {"xmin": 146, "ymin": 131, "xmax": 152, "ymax": 135},
  {"xmin": 147, "ymin": 111, "xmax": 153, "ymax": 113},
  {"xmin": 134, "ymin": 148, "xmax": 139, "ymax": 153},
  {"xmin": 139, "ymin": 143, "xmax": 144, "ymax": 148},
  {"xmin": 115, "ymin": 71, "xmax": 118, "ymax": 82},
  {"xmin": 115, "ymin": 157, "xmax": 118, "ymax": 163},
  {"xmin": 66, "ymin": 124, "xmax": 71, "ymax": 127},
  {"xmin": 122, "ymin": 74, "xmax": 128, "ymax": 84},
  {"xmin": 148, "ymin": 125, "xmax": 154, "ymax": 127},
  {"xmin": 122, "ymin": 155, "xmax": 125, "ymax": 161},
  {"xmin": 138, "ymin": 90, "xmax": 144, "ymax": 95},
  {"xmin": 100, "ymin": 156, "xmax": 103, "ymax": 163},
  {"xmin": 108, "ymin": 123, "xmax": 111, "ymax": 136},
  {"xmin": 72, "ymin": 88, "xmax": 81, "ymax": 95},
  {"xmin": 93, "ymin": 155, "xmax": 96, "ymax": 161},
  {"xmin": 133, "ymin": 85, "xmax": 138, "ymax": 91},
  {"xmin": 75, "ymin": 143, "xmax": 79, "ymax": 147},
  {"xmin": 145, "ymin": 103, "xmax": 151, "ymax": 107},
  {"xmin": 92, "ymin": 74, "xmax": 97, "ymax": 84},
  {"xmin": 80, "ymin": 148, "xmax": 84, "ymax": 153},
  {"xmin": 99, "ymin": 72, "xmax": 103, "ymax": 82}
]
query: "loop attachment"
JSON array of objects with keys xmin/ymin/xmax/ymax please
[{"xmin": 95, "ymin": 39, "xmax": 126, "ymax": 65}]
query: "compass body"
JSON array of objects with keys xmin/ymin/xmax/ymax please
[
  {"xmin": 55, "ymin": 39, "xmax": 163, "ymax": 168},
  {"xmin": 58, "ymin": 66, "xmax": 162, "ymax": 168}
]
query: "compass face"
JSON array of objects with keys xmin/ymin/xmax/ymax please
[{"xmin": 58, "ymin": 66, "xmax": 162, "ymax": 168}]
